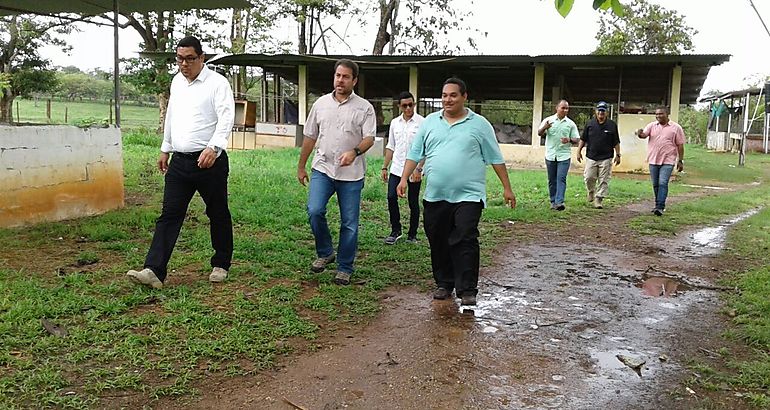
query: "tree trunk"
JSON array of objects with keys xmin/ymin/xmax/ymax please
[
  {"xmin": 0, "ymin": 90, "xmax": 14, "ymax": 123},
  {"xmin": 157, "ymin": 89, "xmax": 169, "ymax": 133},
  {"xmin": 298, "ymin": 5, "xmax": 308, "ymax": 54},
  {"xmin": 372, "ymin": 0, "xmax": 398, "ymax": 55}
]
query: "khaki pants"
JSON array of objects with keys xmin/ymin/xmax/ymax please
[{"xmin": 584, "ymin": 158, "xmax": 613, "ymax": 198}]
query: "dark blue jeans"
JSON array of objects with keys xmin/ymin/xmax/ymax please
[
  {"xmin": 307, "ymin": 170, "xmax": 364, "ymax": 274},
  {"xmin": 387, "ymin": 173, "xmax": 421, "ymax": 237},
  {"xmin": 649, "ymin": 164, "xmax": 674, "ymax": 210},
  {"xmin": 545, "ymin": 158, "xmax": 571, "ymax": 205}
]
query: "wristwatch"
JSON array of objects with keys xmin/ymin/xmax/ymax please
[
  {"xmin": 210, "ymin": 146, "xmax": 222, "ymax": 154},
  {"xmin": 353, "ymin": 147, "xmax": 362, "ymax": 156}
]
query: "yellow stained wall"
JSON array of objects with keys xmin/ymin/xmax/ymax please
[{"xmin": 0, "ymin": 126, "xmax": 125, "ymax": 228}]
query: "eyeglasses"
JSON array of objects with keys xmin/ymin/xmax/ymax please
[
  {"xmin": 175, "ymin": 54, "xmax": 200, "ymax": 64},
  {"xmin": 400, "ymin": 103, "xmax": 414, "ymax": 108}
]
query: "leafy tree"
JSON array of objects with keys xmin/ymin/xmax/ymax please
[
  {"xmin": 370, "ymin": 0, "xmax": 484, "ymax": 55},
  {"xmin": 0, "ymin": 15, "xmax": 72, "ymax": 122},
  {"xmin": 593, "ymin": 0, "xmax": 697, "ymax": 54}
]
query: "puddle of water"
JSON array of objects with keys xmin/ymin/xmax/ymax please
[
  {"xmin": 637, "ymin": 276, "xmax": 687, "ymax": 297},
  {"xmin": 682, "ymin": 184, "xmax": 729, "ymax": 190},
  {"xmin": 689, "ymin": 208, "xmax": 760, "ymax": 251}
]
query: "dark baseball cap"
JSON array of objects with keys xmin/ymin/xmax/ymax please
[{"xmin": 596, "ymin": 101, "xmax": 609, "ymax": 111}]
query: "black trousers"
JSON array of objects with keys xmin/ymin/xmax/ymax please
[
  {"xmin": 386, "ymin": 173, "xmax": 421, "ymax": 237},
  {"xmin": 423, "ymin": 200, "xmax": 483, "ymax": 296},
  {"xmin": 144, "ymin": 151, "xmax": 233, "ymax": 282}
]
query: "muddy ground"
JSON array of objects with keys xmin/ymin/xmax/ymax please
[{"xmin": 175, "ymin": 193, "xmax": 755, "ymax": 410}]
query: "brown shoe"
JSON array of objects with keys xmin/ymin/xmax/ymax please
[
  {"xmin": 461, "ymin": 294, "xmax": 477, "ymax": 306},
  {"xmin": 593, "ymin": 197, "xmax": 603, "ymax": 209},
  {"xmin": 432, "ymin": 287, "xmax": 451, "ymax": 300},
  {"xmin": 587, "ymin": 191, "xmax": 595, "ymax": 202},
  {"xmin": 333, "ymin": 271, "xmax": 351, "ymax": 285},
  {"xmin": 311, "ymin": 253, "xmax": 336, "ymax": 273}
]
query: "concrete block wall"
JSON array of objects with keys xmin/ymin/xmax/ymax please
[{"xmin": 0, "ymin": 125, "xmax": 124, "ymax": 227}]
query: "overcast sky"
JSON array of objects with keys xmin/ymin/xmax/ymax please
[{"xmin": 40, "ymin": 0, "xmax": 770, "ymax": 95}]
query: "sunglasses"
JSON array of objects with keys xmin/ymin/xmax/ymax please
[{"xmin": 400, "ymin": 102, "xmax": 414, "ymax": 108}]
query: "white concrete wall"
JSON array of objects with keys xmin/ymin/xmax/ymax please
[{"xmin": 0, "ymin": 125, "xmax": 124, "ymax": 227}]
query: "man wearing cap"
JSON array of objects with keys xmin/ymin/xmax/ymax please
[
  {"xmin": 636, "ymin": 106, "xmax": 685, "ymax": 216},
  {"xmin": 577, "ymin": 101, "xmax": 621, "ymax": 209},
  {"xmin": 538, "ymin": 100, "xmax": 580, "ymax": 211}
]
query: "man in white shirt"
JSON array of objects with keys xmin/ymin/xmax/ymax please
[
  {"xmin": 297, "ymin": 59, "xmax": 376, "ymax": 286},
  {"xmin": 381, "ymin": 91, "xmax": 424, "ymax": 244},
  {"xmin": 127, "ymin": 36, "xmax": 235, "ymax": 289}
]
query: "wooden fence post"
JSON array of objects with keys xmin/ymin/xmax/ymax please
[
  {"xmin": 46, "ymin": 99, "xmax": 51, "ymax": 122},
  {"xmin": 65, "ymin": 107, "xmax": 68, "ymax": 123}
]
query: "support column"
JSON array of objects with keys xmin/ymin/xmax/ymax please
[
  {"xmin": 298, "ymin": 64, "xmax": 308, "ymax": 125},
  {"xmin": 409, "ymin": 65, "xmax": 419, "ymax": 111},
  {"xmin": 260, "ymin": 71, "xmax": 267, "ymax": 122},
  {"xmin": 669, "ymin": 65, "xmax": 682, "ymax": 122},
  {"xmin": 531, "ymin": 63, "xmax": 545, "ymax": 147}
]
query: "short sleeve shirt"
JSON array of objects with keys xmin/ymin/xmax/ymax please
[
  {"xmin": 581, "ymin": 118, "xmax": 620, "ymax": 161},
  {"xmin": 386, "ymin": 113, "xmax": 425, "ymax": 177},
  {"xmin": 304, "ymin": 92, "xmax": 376, "ymax": 181},
  {"xmin": 540, "ymin": 114, "xmax": 580, "ymax": 162},
  {"xmin": 407, "ymin": 109, "xmax": 504, "ymax": 206},
  {"xmin": 642, "ymin": 121, "xmax": 685, "ymax": 165}
]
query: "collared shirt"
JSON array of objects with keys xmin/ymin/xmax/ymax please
[
  {"xmin": 540, "ymin": 114, "xmax": 579, "ymax": 162},
  {"xmin": 407, "ymin": 108, "xmax": 504, "ymax": 206},
  {"xmin": 643, "ymin": 120, "xmax": 685, "ymax": 165},
  {"xmin": 386, "ymin": 112, "xmax": 425, "ymax": 177},
  {"xmin": 304, "ymin": 92, "xmax": 376, "ymax": 181},
  {"xmin": 161, "ymin": 66, "xmax": 235, "ymax": 155},
  {"xmin": 581, "ymin": 117, "xmax": 620, "ymax": 161}
]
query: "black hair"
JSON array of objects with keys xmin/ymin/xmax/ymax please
[
  {"xmin": 177, "ymin": 36, "xmax": 203, "ymax": 56},
  {"xmin": 655, "ymin": 106, "xmax": 670, "ymax": 114},
  {"xmin": 443, "ymin": 77, "xmax": 467, "ymax": 95},
  {"xmin": 397, "ymin": 91, "xmax": 414, "ymax": 102},
  {"xmin": 334, "ymin": 59, "xmax": 359, "ymax": 79}
]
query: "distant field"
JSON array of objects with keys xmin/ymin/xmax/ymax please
[{"xmin": 13, "ymin": 98, "xmax": 159, "ymax": 130}]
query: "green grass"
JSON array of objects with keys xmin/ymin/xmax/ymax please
[
  {"xmin": 1, "ymin": 138, "xmax": 770, "ymax": 407},
  {"xmin": 13, "ymin": 98, "xmax": 159, "ymax": 130}
]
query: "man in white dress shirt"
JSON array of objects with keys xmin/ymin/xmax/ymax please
[
  {"xmin": 127, "ymin": 36, "xmax": 235, "ymax": 289},
  {"xmin": 381, "ymin": 91, "xmax": 424, "ymax": 244}
]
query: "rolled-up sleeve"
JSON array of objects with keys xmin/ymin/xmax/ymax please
[{"xmin": 304, "ymin": 104, "xmax": 320, "ymax": 140}]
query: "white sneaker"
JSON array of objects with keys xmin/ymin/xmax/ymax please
[
  {"xmin": 209, "ymin": 267, "xmax": 228, "ymax": 283},
  {"xmin": 126, "ymin": 268, "xmax": 163, "ymax": 289}
]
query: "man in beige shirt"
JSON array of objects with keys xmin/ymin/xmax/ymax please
[{"xmin": 297, "ymin": 59, "xmax": 376, "ymax": 285}]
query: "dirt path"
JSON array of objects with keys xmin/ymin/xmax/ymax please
[{"xmin": 183, "ymin": 191, "xmax": 754, "ymax": 410}]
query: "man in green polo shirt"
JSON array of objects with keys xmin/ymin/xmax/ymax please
[
  {"xmin": 397, "ymin": 77, "xmax": 516, "ymax": 306},
  {"xmin": 538, "ymin": 100, "xmax": 580, "ymax": 211}
]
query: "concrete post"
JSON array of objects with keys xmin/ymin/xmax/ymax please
[
  {"xmin": 298, "ymin": 64, "xmax": 308, "ymax": 125},
  {"xmin": 669, "ymin": 65, "xmax": 682, "ymax": 122},
  {"xmin": 531, "ymin": 63, "xmax": 545, "ymax": 147}
]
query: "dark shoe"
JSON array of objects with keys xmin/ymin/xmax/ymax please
[
  {"xmin": 555, "ymin": 203, "xmax": 566, "ymax": 211},
  {"xmin": 653, "ymin": 208, "xmax": 663, "ymax": 216},
  {"xmin": 333, "ymin": 271, "xmax": 351, "ymax": 285},
  {"xmin": 587, "ymin": 191, "xmax": 595, "ymax": 202},
  {"xmin": 593, "ymin": 197, "xmax": 603, "ymax": 209},
  {"xmin": 432, "ymin": 287, "xmax": 451, "ymax": 300},
  {"xmin": 407, "ymin": 235, "xmax": 418, "ymax": 243},
  {"xmin": 311, "ymin": 253, "xmax": 336, "ymax": 273},
  {"xmin": 384, "ymin": 232, "xmax": 402, "ymax": 245},
  {"xmin": 461, "ymin": 294, "xmax": 477, "ymax": 306}
]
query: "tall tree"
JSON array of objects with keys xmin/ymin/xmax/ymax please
[
  {"xmin": 370, "ymin": 0, "xmax": 483, "ymax": 55},
  {"xmin": 0, "ymin": 15, "xmax": 71, "ymax": 122},
  {"xmin": 593, "ymin": 0, "xmax": 697, "ymax": 54}
]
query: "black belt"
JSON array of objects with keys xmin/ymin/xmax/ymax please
[{"xmin": 173, "ymin": 150, "xmax": 204, "ymax": 159}]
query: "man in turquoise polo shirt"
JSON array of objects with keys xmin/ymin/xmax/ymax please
[
  {"xmin": 538, "ymin": 100, "xmax": 580, "ymax": 211},
  {"xmin": 397, "ymin": 77, "xmax": 516, "ymax": 306}
]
